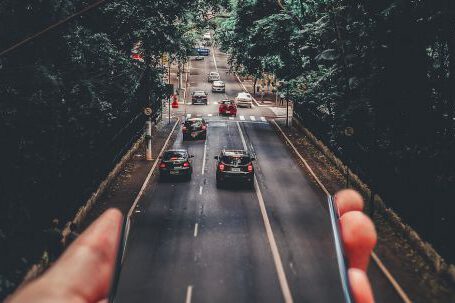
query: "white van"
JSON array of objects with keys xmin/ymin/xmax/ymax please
[{"xmin": 235, "ymin": 92, "xmax": 253, "ymax": 108}]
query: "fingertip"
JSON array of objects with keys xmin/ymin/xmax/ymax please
[
  {"xmin": 334, "ymin": 189, "xmax": 364, "ymax": 216},
  {"xmin": 341, "ymin": 211, "xmax": 377, "ymax": 271},
  {"xmin": 349, "ymin": 268, "xmax": 375, "ymax": 303}
]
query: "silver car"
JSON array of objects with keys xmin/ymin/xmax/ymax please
[
  {"xmin": 208, "ymin": 72, "xmax": 220, "ymax": 82},
  {"xmin": 212, "ymin": 80, "xmax": 225, "ymax": 93},
  {"xmin": 235, "ymin": 92, "xmax": 253, "ymax": 108}
]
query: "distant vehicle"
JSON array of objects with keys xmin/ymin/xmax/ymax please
[
  {"xmin": 195, "ymin": 47, "xmax": 210, "ymax": 56},
  {"xmin": 235, "ymin": 92, "xmax": 253, "ymax": 108},
  {"xmin": 218, "ymin": 99, "xmax": 237, "ymax": 116},
  {"xmin": 208, "ymin": 72, "xmax": 220, "ymax": 82},
  {"xmin": 212, "ymin": 80, "xmax": 225, "ymax": 93},
  {"xmin": 159, "ymin": 149, "xmax": 194, "ymax": 180},
  {"xmin": 194, "ymin": 55, "xmax": 204, "ymax": 61},
  {"xmin": 191, "ymin": 90, "xmax": 208, "ymax": 105},
  {"xmin": 182, "ymin": 118, "xmax": 207, "ymax": 140},
  {"xmin": 215, "ymin": 150, "xmax": 255, "ymax": 188},
  {"xmin": 202, "ymin": 33, "xmax": 211, "ymax": 46}
]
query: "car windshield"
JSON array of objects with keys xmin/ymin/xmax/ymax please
[
  {"xmin": 210, "ymin": 73, "xmax": 219, "ymax": 76},
  {"xmin": 221, "ymin": 154, "xmax": 251, "ymax": 165},
  {"xmin": 163, "ymin": 151, "xmax": 186, "ymax": 161}
]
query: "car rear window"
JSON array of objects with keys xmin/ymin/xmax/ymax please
[
  {"xmin": 194, "ymin": 91, "xmax": 206, "ymax": 96},
  {"xmin": 163, "ymin": 151, "xmax": 186, "ymax": 161},
  {"xmin": 221, "ymin": 100, "xmax": 233, "ymax": 105},
  {"xmin": 185, "ymin": 120, "xmax": 204, "ymax": 127},
  {"xmin": 221, "ymin": 155, "xmax": 251, "ymax": 165}
]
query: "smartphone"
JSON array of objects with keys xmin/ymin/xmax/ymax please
[
  {"xmin": 108, "ymin": 216, "xmax": 130, "ymax": 303},
  {"xmin": 327, "ymin": 195, "xmax": 354, "ymax": 303}
]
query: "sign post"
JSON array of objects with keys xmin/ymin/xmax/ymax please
[{"xmin": 144, "ymin": 107, "xmax": 153, "ymax": 161}]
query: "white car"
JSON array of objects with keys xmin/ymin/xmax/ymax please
[
  {"xmin": 212, "ymin": 81, "xmax": 225, "ymax": 93},
  {"xmin": 208, "ymin": 72, "xmax": 220, "ymax": 82},
  {"xmin": 235, "ymin": 92, "xmax": 253, "ymax": 108}
]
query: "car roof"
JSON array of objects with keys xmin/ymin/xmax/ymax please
[
  {"xmin": 222, "ymin": 149, "xmax": 249, "ymax": 156},
  {"xmin": 237, "ymin": 92, "xmax": 250, "ymax": 96},
  {"xmin": 193, "ymin": 90, "xmax": 206, "ymax": 94},
  {"xmin": 164, "ymin": 149, "xmax": 187, "ymax": 153},
  {"xmin": 186, "ymin": 117, "xmax": 204, "ymax": 122},
  {"xmin": 213, "ymin": 80, "xmax": 224, "ymax": 84}
]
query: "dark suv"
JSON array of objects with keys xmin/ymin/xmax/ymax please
[
  {"xmin": 182, "ymin": 118, "xmax": 207, "ymax": 140},
  {"xmin": 215, "ymin": 150, "xmax": 255, "ymax": 188},
  {"xmin": 191, "ymin": 90, "xmax": 208, "ymax": 105},
  {"xmin": 159, "ymin": 149, "xmax": 194, "ymax": 180}
]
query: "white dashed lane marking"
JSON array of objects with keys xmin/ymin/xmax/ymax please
[{"xmin": 240, "ymin": 115, "xmax": 245, "ymax": 121}]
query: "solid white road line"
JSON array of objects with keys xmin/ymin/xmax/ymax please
[
  {"xmin": 261, "ymin": 117, "xmax": 266, "ymax": 122},
  {"xmin": 127, "ymin": 119, "xmax": 181, "ymax": 218},
  {"xmin": 194, "ymin": 223, "xmax": 199, "ymax": 237},
  {"xmin": 212, "ymin": 46, "xmax": 218, "ymax": 73},
  {"xmin": 185, "ymin": 285, "xmax": 193, "ymax": 303},
  {"xmin": 236, "ymin": 122, "xmax": 294, "ymax": 303},
  {"xmin": 271, "ymin": 119, "xmax": 412, "ymax": 303},
  {"xmin": 201, "ymin": 139, "xmax": 207, "ymax": 175},
  {"xmin": 240, "ymin": 115, "xmax": 245, "ymax": 121},
  {"xmin": 199, "ymin": 186, "xmax": 203, "ymax": 195},
  {"xmin": 250, "ymin": 116, "xmax": 256, "ymax": 121}
]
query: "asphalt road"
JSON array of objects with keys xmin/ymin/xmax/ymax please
[{"xmin": 113, "ymin": 47, "xmax": 402, "ymax": 303}]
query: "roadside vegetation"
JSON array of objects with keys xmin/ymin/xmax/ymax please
[
  {"xmin": 215, "ymin": 0, "xmax": 455, "ymax": 265},
  {"xmin": 0, "ymin": 0, "xmax": 225, "ymax": 298}
]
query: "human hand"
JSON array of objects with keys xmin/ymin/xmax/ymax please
[
  {"xmin": 335, "ymin": 189, "xmax": 377, "ymax": 303},
  {"xmin": 6, "ymin": 209, "xmax": 123, "ymax": 303}
]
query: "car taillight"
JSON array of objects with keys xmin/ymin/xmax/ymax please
[
  {"xmin": 159, "ymin": 163, "xmax": 166, "ymax": 169},
  {"xmin": 183, "ymin": 162, "xmax": 190, "ymax": 167},
  {"xmin": 182, "ymin": 127, "xmax": 187, "ymax": 131},
  {"xmin": 218, "ymin": 163, "xmax": 225, "ymax": 171},
  {"xmin": 247, "ymin": 164, "xmax": 253, "ymax": 172},
  {"xmin": 202, "ymin": 125, "xmax": 206, "ymax": 130}
]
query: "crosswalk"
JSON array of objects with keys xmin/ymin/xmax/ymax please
[{"xmin": 185, "ymin": 113, "xmax": 267, "ymax": 122}]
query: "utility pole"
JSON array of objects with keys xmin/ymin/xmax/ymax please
[
  {"xmin": 168, "ymin": 59, "xmax": 172, "ymax": 124},
  {"xmin": 145, "ymin": 117, "xmax": 152, "ymax": 160},
  {"xmin": 286, "ymin": 85, "xmax": 290, "ymax": 127}
]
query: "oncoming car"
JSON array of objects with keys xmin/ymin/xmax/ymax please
[
  {"xmin": 215, "ymin": 150, "xmax": 256, "ymax": 188},
  {"xmin": 182, "ymin": 118, "xmax": 207, "ymax": 140},
  {"xmin": 159, "ymin": 149, "xmax": 194, "ymax": 180},
  {"xmin": 235, "ymin": 92, "xmax": 253, "ymax": 108},
  {"xmin": 212, "ymin": 80, "xmax": 225, "ymax": 93},
  {"xmin": 218, "ymin": 99, "xmax": 237, "ymax": 116}
]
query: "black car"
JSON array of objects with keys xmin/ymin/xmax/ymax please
[
  {"xmin": 182, "ymin": 118, "xmax": 207, "ymax": 140},
  {"xmin": 215, "ymin": 150, "xmax": 255, "ymax": 188},
  {"xmin": 191, "ymin": 90, "xmax": 208, "ymax": 105},
  {"xmin": 159, "ymin": 149, "xmax": 193, "ymax": 180}
]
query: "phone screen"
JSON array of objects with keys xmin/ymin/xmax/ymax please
[{"xmin": 327, "ymin": 195, "xmax": 354, "ymax": 303}]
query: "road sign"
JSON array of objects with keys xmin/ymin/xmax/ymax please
[
  {"xmin": 144, "ymin": 107, "xmax": 153, "ymax": 116},
  {"xmin": 344, "ymin": 127, "xmax": 355, "ymax": 137}
]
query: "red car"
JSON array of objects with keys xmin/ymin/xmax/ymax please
[{"xmin": 218, "ymin": 99, "xmax": 237, "ymax": 116}]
